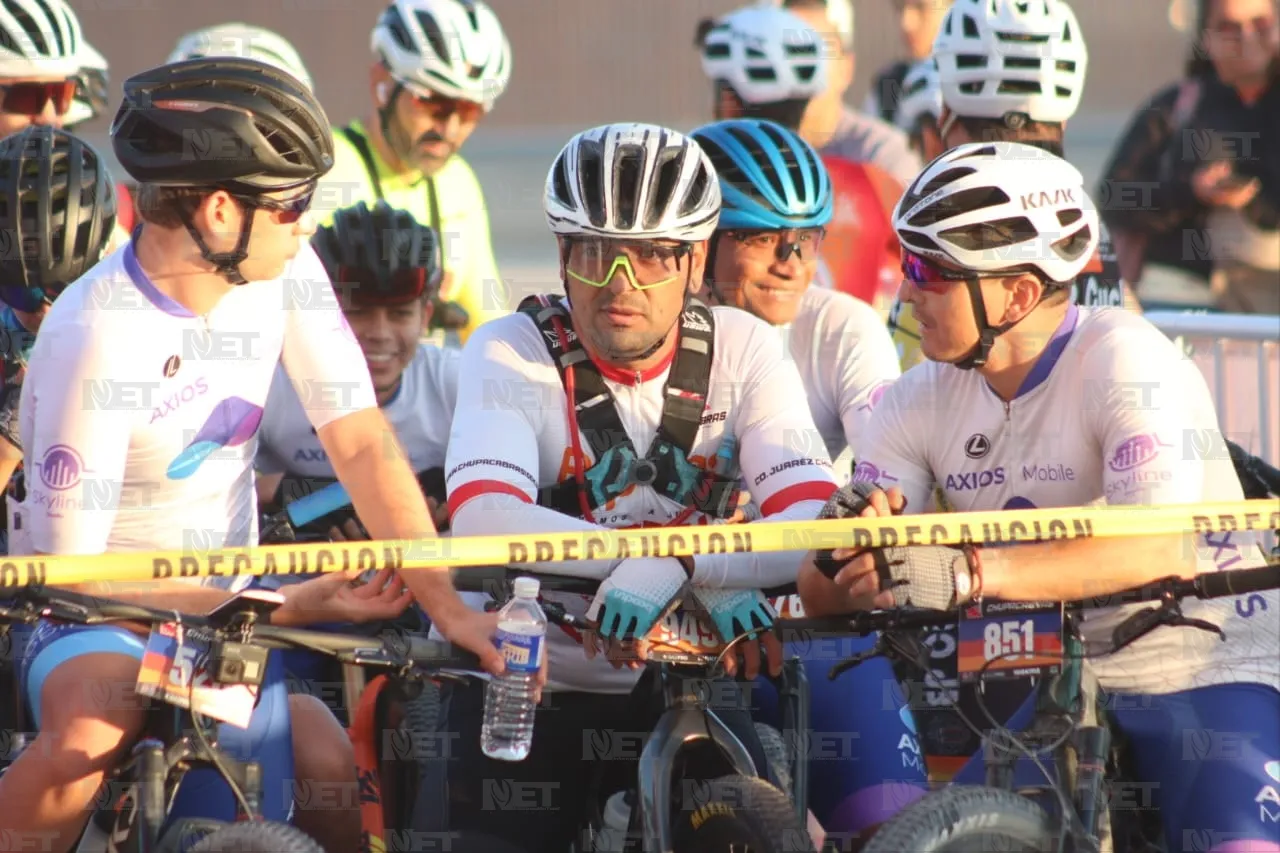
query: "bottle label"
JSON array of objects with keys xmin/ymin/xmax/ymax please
[{"xmin": 496, "ymin": 628, "xmax": 544, "ymax": 673}]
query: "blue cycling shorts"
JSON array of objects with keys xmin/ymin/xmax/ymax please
[
  {"xmin": 19, "ymin": 620, "xmax": 297, "ymax": 824},
  {"xmin": 952, "ymin": 682, "xmax": 1280, "ymax": 850},
  {"xmin": 753, "ymin": 629, "xmax": 929, "ymax": 834}
]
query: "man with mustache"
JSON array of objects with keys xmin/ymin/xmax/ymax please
[
  {"xmin": 316, "ymin": 0, "xmax": 512, "ymax": 348},
  {"xmin": 437, "ymin": 123, "xmax": 840, "ymax": 851}
]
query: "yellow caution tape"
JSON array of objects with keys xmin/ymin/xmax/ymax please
[{"xmin": 1, "ymin": 500, "xmax": 1275, "ymax": 590}]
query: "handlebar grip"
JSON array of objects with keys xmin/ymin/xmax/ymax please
[
  {"xmin": 285, "ymin": 481, "xmax": 354, "ymax": 527},
  {"xmin": 407, "ymin": 635, "xmax": 484, "ymax": 671},
  {"xmin": 1198, "ymin": 564, "xmax": 1280, "ymax": 599}
]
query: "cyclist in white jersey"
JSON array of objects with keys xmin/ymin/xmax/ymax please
[
  {"xmin": 799, "ymin": 143, "xmax": 1280, "ymax": 847},
  {"xmin": 688, "ymin": 117, "xmax": 927, "ymax": 838},
  {"xmin": 436, "ymin": 122, "xmax": 840, "ymax": 851},
  {"xmin": 887, "ymin": 0, "xmax": 1137, "ymax": 373},
  {"xmin": 688, "ymin": 118, "xmax": 900, "ymax": 466},
  {"xmin": 256, "ymin": 200, "xmax": 458, "ymax": 538},
  {"xmin": 0, "ymin": 127, "xmax": 118, "ymax": 511},
  {"xmin": 1, "ymin": 58, "xmax": 503, "ymax": 853}
]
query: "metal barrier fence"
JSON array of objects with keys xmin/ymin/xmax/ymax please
[{"xmin": 1146, "ymin": 312, "xmax": 1280, "ymax": 464}]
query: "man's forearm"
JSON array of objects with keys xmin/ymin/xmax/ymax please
[
  {"xmin": 980, "ymin": 534, "xmax": 1194, "ymax": 602},
  {"xmin": 324, "ymin": 413, "xmax": 465, "ymax": 614}
]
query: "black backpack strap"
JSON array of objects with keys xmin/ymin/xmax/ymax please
[
  {"xmin": 516, "ymin": 295, "xmax": 738, "ymax": 520},
  {"xmin": 339, "ymin": 125, "xmax": 385, "ymax": 201}
]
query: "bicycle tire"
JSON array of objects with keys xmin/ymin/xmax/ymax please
[
  {"xmin": 753, "ymin": 722, "xmax": 793, "ymax": 798},
  {"xmin": 184, "ymin": 821, "xmax": 324, "ymax": 853},
  {"xmin": 861, "ymin": 786, "xmax": 1056, "ymax": 853},
  {"xmin": 672, "ymin": 774, "xmax": 816, "ymax": 853}
]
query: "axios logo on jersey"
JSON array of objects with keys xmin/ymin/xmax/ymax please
[
  {"xmin": 149, "ymin": 378, "xmax": 210, "ymax": 424},
  {"xmin": 945, "ymin": 468, "xmax": 1005, "ymax": 492}
]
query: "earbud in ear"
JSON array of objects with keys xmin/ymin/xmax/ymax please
[{"xmin": 376, "ymin": 82, "xmax": 389, "ymax": 105}]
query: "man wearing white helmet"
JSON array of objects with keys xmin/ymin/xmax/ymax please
[
  {"xmin": 437, "ymin": 122, "xmax": 837, "ymax": 850},
  {"xmin": 799, "ymin": 143, "xmax": 1279, "ymax": 847},
  {"xmin": 0, "ymin": 0, "xmax": 81, "ymax": 137},
  {"xmin": 886, "ymin": 0, "xmax": 1135, "ymax": 376},
  {"xmin": 316, "ymin": 0, "xmax": 511, "ymax": 349},
  {"xmin": 698, "ymin": 4, "xmax": 918, "ymax": 314},
  {"xmin": 892, "ymin": 57, "xmax": 944, "ymax": 162},
  {"xmin": 166, "ymin": 22, "xmax": 316, "ymax": 93}
]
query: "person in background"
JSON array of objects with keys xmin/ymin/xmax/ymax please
[
  {"xmin": 893, "ymin": 58, "xmax": 945, "ymax": 162},
  {"xmin": 0, "ymin": 127, "xmax": 118, "ymax": 548},
  {"xmin": 166, "ymin": 22, "xmax": 316, "ymax": 93},
  {"xmin": 864, "ymin": 0, "xmax": 955, "ymax": 126},
  {"xmin": 316, "ymin": 0, "xmax": 512, "ymax": 349},
  {"xmin": 255, "ymin": 200, "xmax": 457, "ymax": 539},
  {"xmin": 0, "ymin": 0, "xmax": 80, "ymax": 138},
  {"xmin": 1099, "ymin": 0, "xmax": 1278, "ymax": 314},
  {"xmin": 697, "ymin": 4, "xmax": 915, "ymax": 314}
]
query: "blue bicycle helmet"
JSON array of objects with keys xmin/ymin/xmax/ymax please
[{"xmin": 689, "ymin": 118, "xmax": 832, "ymax": 231}]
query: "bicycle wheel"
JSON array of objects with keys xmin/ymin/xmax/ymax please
[
  {"xmin": 672, "ymin": 775, "xmax": 816, "ymax": 853},
  {"xmin": 753, "ymin": 722, "xmax": 793, "ymax": 798},
  {"xmin": 861, "ymin": 786, "xmax": 1056, "ymax": 853},
  {"xmin": 184, "ymin": 821, "xmax": 323, "ymax": 853}
]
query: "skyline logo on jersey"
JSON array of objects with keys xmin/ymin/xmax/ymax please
[
  {"xmin": 852, "ymin": 460, "xmax": 898, "ymax": 485},
  {"xmin": 37, "ymin": 444, "xmax": 86, "ymax": 491},
  {"xmin": 944, "ymin": 468, "xmax": 1005, "ymax": 492},
  {"xmin": 166, "ymin": 397, "xmax": 264, "ymax": 481},
  {"xmin": 1108, "ymin": 432, "xmax": 1171, "ymax": 472},
  {"xmin": 856, "ymin": 380, "xmax": 891, "ymax": 413}
]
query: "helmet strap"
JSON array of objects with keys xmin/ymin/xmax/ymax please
[
  {"xmin": 953, "ymin": 276, "xmax": 1020, "ymax": 371},
  {"xmin": 376, "ymin": 81, "xmax": 415, "ymax": 166},
  {"xmin": 178, "ymin": 201, "xmax": 256, "ymax": 287}
]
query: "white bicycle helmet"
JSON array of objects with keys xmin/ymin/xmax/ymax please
[
  {"xmin": 371, "ymin": 0, "xmax": 511, "ymax": 110},
  {"xmin": 63, "ymin": 41, "xmax": 108, "ymax": 128},
  {"xmin": 0, "ymin": 0, "xmax": 81, "ymax": 80},
  {"xmin": 932, "ymin": 0, "xmax": 1088, "ymax": 124},
  {"xmin": 755, "ymin": 0, "xmax": 855, "ymax": 50},
  {"xmin": 699, "ymin": 6, "xmax": 828, "ymax": 105},
  {"xmin": 544, "ymin": 123, "xmax": 722, "ymax": 243},
  {"xmin": 896, "ymin": 58, "xmax": 943, "ymax": 134},
  {"xmin": 167, "ymin": 23, "xmax": 315, "ymax": 93},
  {"xmin": 894, "ymin": 141, "xmax": 1098, "ymax": 284}
]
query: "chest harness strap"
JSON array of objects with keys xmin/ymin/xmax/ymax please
[{"xmin": 516, "ymin": 294, "xmax": 739, "ymax": 522}]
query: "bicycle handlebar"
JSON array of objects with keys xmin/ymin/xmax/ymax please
[
  {"xmin": 779, "ymin": 563, "xmax": 1280, "ymax": 635},
  {"xmin": 1, "ymin": 588, "xmax": 483, "ymax": 673}
]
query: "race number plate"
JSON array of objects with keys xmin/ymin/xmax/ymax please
[
  {"xmin": 135, "ymin": 622, "xmax": 258, "ymax": 728},
  {"xmin": 646, "ymin": 599, "xmax": 728, "ymax": 664},
  {"xmin": 956, "ymin": 600, "xmax": 1064, "ymax": 685}
]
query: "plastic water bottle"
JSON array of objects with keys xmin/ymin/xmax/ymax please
[
  {"xmin": 481, "ymin": 577, "xmax": 546, "ymax": 761},
  {"xmin": 592, "ymin": 790, "xmax": 633, "ymax": 852}
]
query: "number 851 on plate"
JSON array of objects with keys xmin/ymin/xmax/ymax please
[{"xmin": 956, "ymin": 599, "xmax": 1065, "ymax": 685}]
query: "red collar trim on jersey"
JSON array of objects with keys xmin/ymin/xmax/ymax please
[{"xmin": 593, "ymin": 342, "xmax": 677, "ymax": 386}]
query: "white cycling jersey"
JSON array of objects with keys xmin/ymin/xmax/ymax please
[
  {"xmin": 779, "ymin": 286, "xmax": 900, "ymax": 463},
  {"xmin": 856, "ymin": 305, "xmax": 1278, "ymax": 694},
  {"xmin": 444, "ymin": 303, "xmax": 841, "ymax": 692},
  {"xmin": 12, "ymin": 242, "xmax": 375, "ymax": 560},
  {"xmin": 256, "ymin": 343, "xmax": 460, "ymax": 478}
]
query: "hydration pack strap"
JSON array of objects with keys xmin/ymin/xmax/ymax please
[{"xmin": 517, "ymin": 294, "xmax": 738, "ymax": 519}]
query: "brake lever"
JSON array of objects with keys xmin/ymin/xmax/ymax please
[
  {"xmin": 828, "ymin": 634, "xmax": 890, "ymax": 681},
  {"xmin": 1110, "ymin": 596, "xmax": 1226, "ymax": 653}
]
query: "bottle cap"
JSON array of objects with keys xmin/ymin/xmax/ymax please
[{"xmin": 512, "ymin": 576, "xmax": 541, "ymax": 599}]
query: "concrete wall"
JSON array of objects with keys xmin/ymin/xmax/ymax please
[{"xmin": 73, "ymin": 0, "xmax": 1187, "ymax": 135}]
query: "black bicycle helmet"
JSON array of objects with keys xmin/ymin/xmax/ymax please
[
  {"xmin": 0, "ymin": 126, "xmax": 118, "ymax": 312},
  {"xmin": 110, "ymin": 56, "xmax": 334, "ymax": 192},
  {"xmin": 110, "ymin": 57, "xmax": 335, "ymax": 285},
  {"xmin": 312, "ymin": 201, "xmax": 441, "ymax": 305}
]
